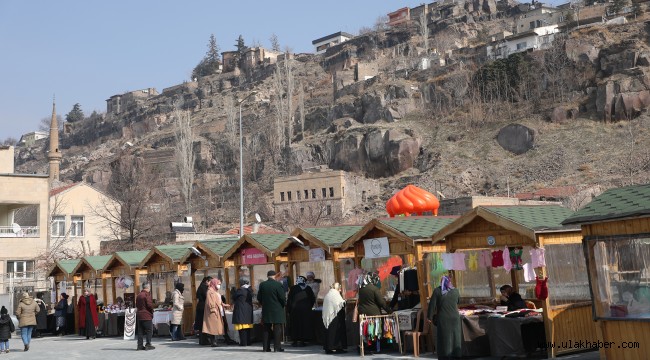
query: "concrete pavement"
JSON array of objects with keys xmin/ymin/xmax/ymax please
[{"xmin": 0, "ymin": 335, "xmax": 601, "ymax": 359}]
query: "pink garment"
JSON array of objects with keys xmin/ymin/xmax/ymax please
[
  {"xmin": 523, "ymin": 262, "xmax": 536, "ymax": 282},
  {"xmin": 347, "ymin": 268, "xmax": 364, "ymax": 291},
  {"xmin": 453, "ymin": 252, "xmax": 466, "ymax": 271},
  {"xmin": 503, "ymin": 246, "xmax": 513, "ymax": 272},
  {"xmin": 530, "ymin": 248, "xmax": 546, "ymax": 268},
  {"xmin": 442, "ymin": 253, "xmax": 454, "ymax": 270},
  {"xmin": 479, "ymin": 250, "xmax": 492, "ymax": 268}
]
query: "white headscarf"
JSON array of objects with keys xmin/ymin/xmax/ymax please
[{"xmin": 322, "ymin": 283, "xmax": 345, "ymax": 328}]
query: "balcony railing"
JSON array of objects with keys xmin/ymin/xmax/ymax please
[{"xmin": 0, "ymin": 226, "xmax": 39, "ymax": 237}]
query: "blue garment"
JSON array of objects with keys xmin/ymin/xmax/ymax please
[
  {"xmin": 20, "ymin": 325, "xmax": 34, "ymax": 345},
  {"xmin": 0, "ymin": 340, "xmax": 8, "ymax": 351},
  {"xmin": 170, "ymin": 324, "xmax": 182, "ymax": 340}
]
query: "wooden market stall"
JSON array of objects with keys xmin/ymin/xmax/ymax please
[
  {"xmin": 562, "ymin": 184, "xmax": 650, "ymax": 360},
  {"xmin": 341, "ymin": 216, "xmax": 456, "ymax": 306},
  {"xmin": 46, "ymin": 259, "xmax": 81, "ymax": 335},
  {"xmin": 139, "ymin": 244, "xmax": 193, "ymax": 334},
  {"xmin": 281, "ymin": 225, "xmax": 362, "ymax": 300},
  {"xmin": 71, "ymin": 255, "xmax": 112, "ymax": 303},
  {"xmin": 221, "ymin": 233, "xmax": 288, "ymax": 293},
  {"xmin": 432, "ymin": 205, "xmax": 597, "ymax": 358},
  {"xmin": 183, "ymin": 237, "xmax": 238, "ymax": 309},
  {"xmin": 103, "ymin": 250, "xmax": 149, "ymax": 305}
]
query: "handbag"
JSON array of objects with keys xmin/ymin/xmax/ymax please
[{"xmin": 352, "ymin": 299, "xmax": 359, "ymax": 322}]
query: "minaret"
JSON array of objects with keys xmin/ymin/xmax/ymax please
[{"xmin": 47, "ymin": 100, "xmax": 62, "ymax": 183}]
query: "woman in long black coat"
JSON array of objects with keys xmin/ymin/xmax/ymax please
[
  {"xmin": 34, "ymin": 292, "xmax": 47, "ymax": 337},
  {"xmin": 194, "ymin": 276, "xmax": 212, "ymax": 345},
  {"xmin": 287, "ymin": 276, "xmax": 315, "ymax": 347},
  {"xmin": 231, "ymin": 278, "xmax": 254, "ymax": 346}
]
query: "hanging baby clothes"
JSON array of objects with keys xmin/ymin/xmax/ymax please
[
  {"xmin": 523, "ymin": 262, "xmax": 536, "ymax": 282},
  {"xmin": 468, "ymin": 252, "xmax": 478, "ymax": 271},
  {"xmin": 492, "ymin": 250, "xmax": 504, "ymax": 267},
  {"xmin": 479, "ymin": 250, "xmax": 491, "ymax": 268},
  {"xmin": 452, "ymin": 252, "xmax": 466, "ymax": 271},
  {"xmin": 503, "ymin": 246, "xmax": 513, "ymax": 272},
  {"xmin": 530, "ymin": 248, "xmax": 546, "ymax": 268},
  {"xmin": 442, "ymin": 253, "xmax": 454, "ymax": 270},
  {"xmin": 535, "ymin": 277, "xmax": 549, "ymax": 300},
  {"xmin": 348, "ymin": 268, "xmax": 364, "ymax": 291},
  {"xmin": 510, "ymin": 248, "xmax": 523, "ymax": 270}
]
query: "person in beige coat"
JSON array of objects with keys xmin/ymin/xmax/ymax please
[
  {"xmin": 15, "ymin": 292, "xmax": 39, "ymax": 352},
  {"xmin": 171, "ymin": 282, "xmax": 185, "ymax": 341},
  {"xmin": 202, "ymin": 278, "xmax": 224, "ymax": 347}
]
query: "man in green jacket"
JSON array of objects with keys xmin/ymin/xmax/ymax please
[{"xmin": 257, "ymin": 270, "xmax": 286, "ymax": 352}]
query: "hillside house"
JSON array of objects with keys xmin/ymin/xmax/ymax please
[
  {"xmin": 486, "ymin": 25, "xmax": 559, "ymax": 59},
  {"xmin": 388, "ymin": 7, "xmax": 410, "ymax": 27},
  {"xmin": 106, "ymin": 88, "xmax": 159, "ymax": 115},
  {"xmin": 18, "ymin": 131, "xmax": 48, "ymax": 148},
  {"xmin": 242, "ymin": 47, "xmax": 282, "ymax": 71},
  {"xmin": 0, "ymin": 146, "xmax": 49, "ymax": 295},
  {"xmin": 312, "ymin": 31, "xmax": 354, "ymax": 54},
  {"xmin": 273, "ymin": 168, "xmax": 379, "ymax": 221},
  {"xmin": 514, "ymin": 4, "xmax": 570, "ymax": 33}
]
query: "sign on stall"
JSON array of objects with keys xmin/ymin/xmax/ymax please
[
  {"xmin": 363, "ymin": 237, "xmax": 390, "ymax": 259},
  {"xmin": 241, "ymin": 247, "xmax": 268, "ymax": 265},
  {"xmin": 309, "ymin": 247, "xmax": 326, "ymax": 262}
]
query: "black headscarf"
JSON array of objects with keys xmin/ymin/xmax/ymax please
[{"xmin": 175, "ymin": 282, "xmax": 185, "ymax": 294}]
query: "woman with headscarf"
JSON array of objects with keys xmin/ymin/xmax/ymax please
[
  {"xmin": 194, "ymin": 276, "xmax": 212, "ymax": 345},
  {"xmin": 202, "ymin": 278, "xmax": 225, "ymax": 347},
  {"xmin": 357, "ymin": 272, "xmax": 391, "ymax": 355},
  {"xmin": 322, "ymin": 283, "xmax": 347, "ymax": 354},
  {"xmin": 171, "ymin": 282, "xmax": 185, "ymax": 341},
  {"xmin": 33, "ymin": 292, "xmax": 47, "ymax": 338},
  {"xmin": 77, "ymin": 289, "xmax": 99, "ymax": 340},
  {"xmin": 54, "ymin": 293, "xmax": 69, "ymax": 336},
  {"xmin": 427, "ymin": 274, "xmax": 461, "ymax": 359},
  {"xmin": 15, "ymin": 292, "xmax": 40, "ymax": 351},
  {"xmin": 231, "ymin": 277, "xmax": 254, "ymax": 346},
  {"xmin": 287, "ymin": 275, "xmax": 315, "ymax": 347}
]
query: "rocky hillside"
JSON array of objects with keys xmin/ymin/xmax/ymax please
[{"xmin": 15, "ymin": 14, "xmax": 650, "ymax": 232}]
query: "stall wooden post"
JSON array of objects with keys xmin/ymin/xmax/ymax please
[
  {"xmin": 73, "ymin": 275, "xmax": 80, "ymax": 334},
  {"xmin": 332, "ymin": 250, "xmax": 341, "ymax": 287},
  {"xmin": 415, "ymin": 242, "xmax": 428, "ymax": 309},
  {"xmin": 101, "ymin": 275, "xmax": 108, "ymax": 305},
  {"xmin": 134, "ymin": 269, "xmax": 141, "ymax": 293},
  {"xmin": 112, "ymin": 277, "xmax": 117, "ymax": 304}
]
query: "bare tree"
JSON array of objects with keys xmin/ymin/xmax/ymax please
[
  {"xmin": 1, "ymin": 137, "xmax": 17, "ymax": 146},
  {"xmin": 173, "ymin": 109, "xmax": 195, "ymax": 215},
  {"xmin": 269, "ymin": 33, "xmax": 281, "ymax": 52},
  {"xmin": 91, "ymin": 154, "xmax": 158, "ymax": 249},
  {"xmin": 374, "ymin": 15, "xmax": 389, "ymax": 32},
  {"xmin": 298, "ymin": 81, "xmax": 306, "ymax": 138},
  {"xmin": 418, "ymin": 8, "xmax": 429, "ymax": 53},
  {"xmin": 279, "ymin": 198, "xmax": 342, "ymax": 230},
  {"xmin": 38, "ymin": 115, "xmax": 64, "ymax": 132}
]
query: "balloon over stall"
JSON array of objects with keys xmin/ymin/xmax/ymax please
[{"xmin": 385, "ymin": 185, "xmax": 440, "ymax": 217}]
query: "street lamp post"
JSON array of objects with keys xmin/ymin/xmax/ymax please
[{"xmin": 238, "ymin": 91, "xmax": 257, "ymax": 236}]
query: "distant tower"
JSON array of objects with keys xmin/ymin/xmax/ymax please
[{"xmin": 47, "ymin": 100, "xmax": 62, "ymax": 183}]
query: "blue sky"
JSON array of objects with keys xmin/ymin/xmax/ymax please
[
  {"xmin": 0, "ymin": 0, "xmax": 427, "ymax": 140},
  {"xmin": 0, "ymin": 1, "xmax": 564, "ymax": 141}
]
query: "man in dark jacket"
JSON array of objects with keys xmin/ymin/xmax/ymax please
[
  {"xmin": 194, "ymin": 276, "xmax": 212, "ymax": 345},
  {"xmin": 135, "ymin": 283, "xmax": 155, "ymax": 351},
  {"xmin": 257, "ymin": 270, "xmax": 286, "ymax": 352}
]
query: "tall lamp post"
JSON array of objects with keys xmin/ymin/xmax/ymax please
[{"xmin": 238, "ymin": 91, "xmax": 257, "ymax": 236}]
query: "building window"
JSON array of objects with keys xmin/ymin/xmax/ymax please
[
  {"xmin": 362, "ymin": 191, "xmax": 367, "ymax": 202},
  {"xmin": 322, "ymin": 188, "xmax": 327, "ymax": 198},
  {"xmin": 300, "ymin": 208, "xmax": 305, "ymax": 214},
  {"xmin": 529, "ymin": 21, "xmax": 535, "ymax": 29},
  {"xmin": 304, "ymin": 190, "xmax": 309, "ymax": 199},
  {"xmin": 287, "ymin": 191, "xmax": 292, "ymax": 201},
  {"xmin": 342, "ymin": 187, "xmax": 345, "ymax": 197},
  {"xmin": 516, "ymin": 42, "xmax": 527, "ymax": 50},
  {"xmin": 70, "ymin": 215, "xmax": 84, "ymax": 237},
  {"xmin": 329, "ymin": 187, "xmax": 334, "ymax": 197},
  {"xmin": 312, "ymin": 189, "xmax": 316, "ymax": 198},
  {"xmin": 297, "ymin": 191, "xmax": 301, "ymax": 200},
  {"xmin": 280, "ymin": 192, "xmax": 285, "ymax": 201},
  {"xmin": 283, "ymin": 210, "xmax": 289, "ymax": 218},
  {"xmin": 326, "ymin": 205, "xmax": 332, "ymax": 215},
  {"xmin": 52, "ymin": 215, "xmax": 65, "ymax": 237},
  {"xmin": 7, "ymin": 260, "xmax": 35, "ymax": 279}
]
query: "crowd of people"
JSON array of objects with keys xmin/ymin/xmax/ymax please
[{"xmin": 2, "ymin": 267, "xmax": 512, "ymax": 359}]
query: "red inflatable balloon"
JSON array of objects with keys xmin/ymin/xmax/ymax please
[{"xmin": 385, "ymin": 185, "xmax": 440, "ymax": 217}]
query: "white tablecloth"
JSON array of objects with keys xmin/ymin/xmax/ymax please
[
  {"xmin": 224, "ymin": 309, "xmax": 262, "ymax": 342},
  {"xmin": 152, "ymin": 311, "xmax": 172, "ymax": 326},
  {"xmin": 395, "ymin": 309, "xmax": 419, "ymax": 331}
]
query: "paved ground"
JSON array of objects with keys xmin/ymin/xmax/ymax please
[{"xmin": 0, "ymin": 335, "xmax": 601, "ymax": 360}]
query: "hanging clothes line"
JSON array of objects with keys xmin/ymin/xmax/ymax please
[{"xmin": 358, "ymin": 313, "xmax": 402, "ymax": 356}]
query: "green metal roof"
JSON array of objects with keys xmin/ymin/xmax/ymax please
[
  {"xmin": 563, "ymin": 184, "xmax": 650, "ymax": 225},
  {"xmin": 83, "ymin": 255, "xmax": 112, "ymax": 271},
  {"xmin": 198, "ymin": 238, "xmax": 239, "ymax": 256},
  {"xmin": 155, "ymin": 244, "xmax": 191, "ymax": 262},
  {"xmin": 115, "ymin": 251, "xmax": 149, "ymax": 266},
  {"xmin": 248, "ymin": 233, "xmax": 289, "ymax": 252},
  {"xmin": 58, "ymin": 259, "xmax": 81, "ymax": 274},
  {"xmin": 302, "ymin": 226, "xmax": 363, "ymax": 247},
  {"xmin": 379, "ymin": 217, "xmax": 457, "ymax": 239},
  {"xmin": 485, "ymin": 205, "xmax": 576, "ymax": 231}
]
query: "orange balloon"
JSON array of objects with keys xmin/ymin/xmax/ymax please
[{"xmin": 385, "ymin": 185, "xmax": 440, "ymax": 216}]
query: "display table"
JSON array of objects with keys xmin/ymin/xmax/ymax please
[
  {"xmin": 487, "ymin": 315, "xmax": 545, "ymax": 357},
  {"xmin": 152, "ymin": 310, "xmax": 172, "ymax": 336},
  {"xmin": 394, "ymin": 309, "xmax": 419, "ymax": 331},
  {"xmin": 460, "ymin": 314, "xmax": 491, "ymax": 357},
  {"xmin": 99, "ymin": 312, "xmax": 125, "ymax": 337},
  {"xmin": 224, "ymin": 309, "xmax": 262, "ymax": 343}
]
